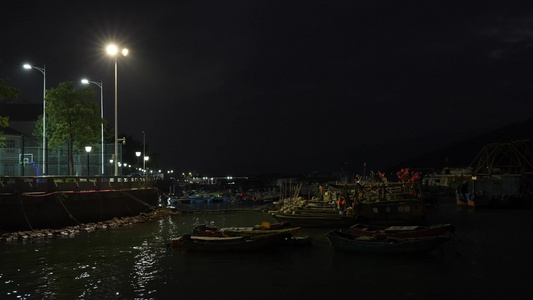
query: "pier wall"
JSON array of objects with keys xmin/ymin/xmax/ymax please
[{"xmin": 0, "ymin": 176, "xmax": 160, "ymax": 232}]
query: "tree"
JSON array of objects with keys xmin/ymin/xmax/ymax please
[
  {"xmin": 0, "ymin": 78, "xmax": 20, "ymax": 146},
  {"xmin": 36, "ymin": 82, "xmax": 105, "ymax": 175}
]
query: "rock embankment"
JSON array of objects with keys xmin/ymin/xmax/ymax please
[{"xmin": 0, "ymin": 208, "xmax": 178, "ymax": 242}]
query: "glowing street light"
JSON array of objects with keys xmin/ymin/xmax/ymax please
[
  {"xmin": 23, "ymin": 63, "xmax": 47, "ymax": 175},
  {"xmin": 81, "ymin": 79, "xmax": 104, "ymax": 175},
  {"xmin": 85, "ymin": 146, "xmax": 92, "ymax": 176},
  {"xmin": 106, "ymin": 44, "xmax": 129, "ymax": 176}
]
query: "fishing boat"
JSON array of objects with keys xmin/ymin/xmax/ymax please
[
  {"xmin": 326, "ymin": 230, "xmax": 449, "ymax": 254},
  {"xmin": 272, "ymin": 212, "xmax": 358, "ymax": 228},
  {"xmin": 354, "ymin": 198, "xmax": 430, "ymax": 225},
  {"xmin": 170, "ymin": 231, "xmax": 289, "ymax": 252},
  {"xmin": 284, "ymin": 235, "xmax": 313, "ymax": 246},
  {"xmin": 193, "ymin": 223, "xmax": 301, "ymax": 237},
  {"xmin": 349, "ymin": 223, "xmax": 454, "ymax": 238}
]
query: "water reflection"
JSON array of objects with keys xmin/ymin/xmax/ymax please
[
  {"xmin": 132, "ymin": 241, "xmax": 158, "ymax": 297},
  {"xmin": 2, "ymin": 200, "xmax": 533, "ymax": 299}
]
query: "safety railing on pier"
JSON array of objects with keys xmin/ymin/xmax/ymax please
[{"xmin": 0, "ymin": 176, "xmax": 156, "ymax": 194}]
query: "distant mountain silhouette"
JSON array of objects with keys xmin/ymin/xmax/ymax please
[{"xmin": 385, "ymin": 118, "xmax": 533, "ymax": 173}]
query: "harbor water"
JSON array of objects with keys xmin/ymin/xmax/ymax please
[{"xmin": 1, "ymin": 197, "xmax": 532, "ymax": 300}]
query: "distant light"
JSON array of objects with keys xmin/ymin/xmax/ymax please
[
  {"xmin": 85, "ymin": 146, "xmax": 92, "ymax": 153},
  {"xmin": 122, "ymin": 49, "xmax": 129, "ymax": 56},
  {"xmin": 23, "ymin": 64, "xmax": 32, "ymax": 69},
  {"xmin": 135, "ymin": 151, "xmax": 141, "ymax": 157}
]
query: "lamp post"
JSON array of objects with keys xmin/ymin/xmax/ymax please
[
  {"xmin": 106, "ymin": 44, "xmax": 129, "ymax": 176},
  {"xmin": 23, "ymin": 64, "xmax": 46, "ymax": 175},
  {"xmin": 144, "ymin": 156, "xmax": 149, "ymax": 176},
  {"xmin": 142, "ymin": 130, "xmax": 146, "ymax": 174},
  {"xmin": 85, "ymin": 146, "xmax": 92, "ymax": 176},
  {"xmin": 81, "ymin": 79, "xmax": 104, "ymax": 175},
  {"xmin": 135, "ymin": 151, "xmax": 141, "ymax": 174}
]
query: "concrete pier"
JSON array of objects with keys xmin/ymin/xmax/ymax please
[{"xmin": 0, "ymin": 176, "xmax": 160, "ymax": 232}]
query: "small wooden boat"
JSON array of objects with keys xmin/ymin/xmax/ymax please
[
  {"xmin": 192, "ymin": 221, "xmax": 300, "ymax": 237},
  {"xmin": 272, "ymin": 213, "xmax": 358, "ymax": 228},
  {"xmin": 284, "ymin": 235, "xmax": 313, "ymax": 246},
  {"xmin": 170, "ymin": 232, "xmax": 289, "ymax": 252},
  {"xmin": 349, "ymin": 223, "xmax": 454, "ymax": 238},
  {"xmin": 353, "ymin": 199, "xmax": 429, "ymax": 225},
  {"xmin": 326, "ymin": 230, "xmax": 449, "ymax": 254}
]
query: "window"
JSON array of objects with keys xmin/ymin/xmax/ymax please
[{"xmin": 6, "ymin": 139, "xmax": 15, "ymax": 153}]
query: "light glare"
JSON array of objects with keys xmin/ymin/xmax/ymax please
[
  {"xmin": 23, "ymin": 64, "xmax": 32, "ymax": 69},
  {"xmin": 81, "ymin": 79, "xmax": 89, "ymax": 84},
  {"xmin": 122, "ymin": 49, "xmax": 129, "ymax": 56},
  {"xmin": 107, "ymin": 45, "xmax": 118, "ymax": 55}
]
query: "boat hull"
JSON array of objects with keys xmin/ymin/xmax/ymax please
[
  {"xmin": 171, "ymin": 232, "xmax": 289, "ymax": 252},
  {"xmin": 354, "ymin": 200, "xmax": 429, "ymax": 225},
  {"xmin": 327, "ymin": 231, "xmax": 449, "ymax": 254},
  {"xmin": 349, "ymin": 223, "xmax": 454, "ymax": 238},
  {"xmin": 193, "ymin": 224, "xmax": 300, "ymax": 237},
  {"xmin": 272, "ymin": 213, "xmax": 357, "ymax": 228}
]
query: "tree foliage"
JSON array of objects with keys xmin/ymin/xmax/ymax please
[
  {"xmin": 0, "ymin": 78, "xmax": 20, "ymax": 100},
  {"xmin": 36, "ymin": 82, "xmax": 105, "ymax": 174},
  {"xmin": 0, "ymin": 78, "xmax": 20, "ymax": 146}
]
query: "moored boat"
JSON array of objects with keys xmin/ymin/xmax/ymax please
[
  {"xmin": 272, "ymin": 213, "xmax": 358, "ymax": 228},
  {"xmin": 284, "ymin": 235, "xmax": 313, "ymax": 246},
  {"xmin": 326, "ymin": 230, "xmax": 449, "ymax": 254},
  {"xmin": 193, "ymin": 223, "xmax": 301, "ymax": 237},
  {"xmin": 170, "ymin": 231, "xmax": 290, "ymax": 252},
  {"xmin": 353, "ymin": 199, "xmax": 429, "ymax": 225},
  {"xmin": 349, "ymin": 223, "xmax": 454, "ymax": 238}
]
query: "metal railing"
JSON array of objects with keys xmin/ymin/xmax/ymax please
[{"xmin": 0, "ymin": 175, "xmax": 156, "ymax": 194}]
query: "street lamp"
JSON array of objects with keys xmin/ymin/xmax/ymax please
[
  {"xmin": 23, "ymin": 63, "xmax": 47, "ymax": 175},
  {"xmin": 81, "ymin": 79, "xmax": 104, "ymax": 175},
  {"xmin": 85, "ymin": 146, "xmax": 92, "ymax": 176},
  {"xmin": 106, "ymin": 44, "xmax": 129, "ymax": 176}
]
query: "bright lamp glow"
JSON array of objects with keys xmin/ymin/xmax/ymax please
[
  {"xmin": 107, "ymin": 45, "xmax": 118, "ymax": 55},
  {"xmin": 85, "ymin": 146, "xmax": 92, "ymax": 153},
  {"xmin": 122, "ymin": 49, "xmax": 129, "ymax": 56},
  {"xmin": 23, "ymin": 64, "xmax": 32, "ymax": 69},
  {"xmin": 81, "ymin": 79, "xmax": 89, "ymax": 84}
]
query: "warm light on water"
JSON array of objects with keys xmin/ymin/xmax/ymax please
[{"xmin": 1, "ymin": 199, "xmax": 532, "ymax": 299}]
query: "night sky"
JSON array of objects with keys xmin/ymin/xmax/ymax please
[{"xmin": 2, "ymin": 1, "xmax": 533, "ymax": 176}]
